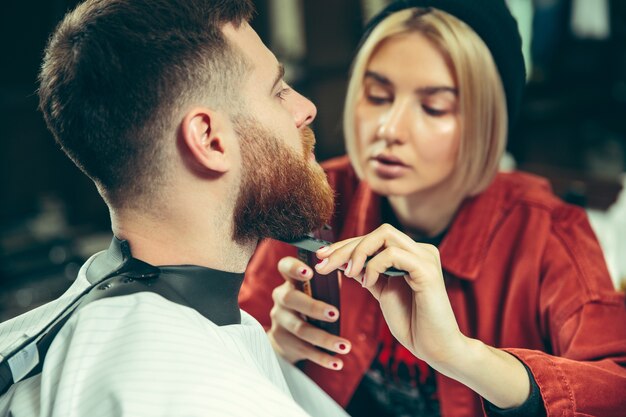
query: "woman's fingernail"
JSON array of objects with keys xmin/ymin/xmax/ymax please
[
  {"xmin": 334, "ymin": 342, "xmax": 350, "ymax": 353},
  {"xmin": 325, "ymin": 308, "xmax": 338, "ymax": 320},
  {"xmin": 330, "ymin": 361, "xmax": 343, "ymax": 370},
  {"xmin": 315, "ymin": 258, "xmax": 329, "ymax": 270},
  {"xmin": 317, "ymin": 246, "xmax": 331, "ymax": 254},
  {"xmin": 358, "ymin": 272, "xmax": 366, "ymax": 287},
  {"xmin": 344, "ymin": 260, "xmax": 352, "ymax": 276},
  {"xmin": 300, "ymin": 268, "xmax": 309, "ymax": 276}
]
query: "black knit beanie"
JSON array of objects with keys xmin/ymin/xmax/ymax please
[{"xmin": 361, "ymin": 0, "xmax": 526, "ymax": 132}]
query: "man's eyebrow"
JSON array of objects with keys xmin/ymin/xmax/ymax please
[
  {"xmin": 364, "ymin": 70, "xmax": 458, "ymax": 96},
  {"xmin": 271, "ymin": 63, "xmax": 285, "ymax": 94}
]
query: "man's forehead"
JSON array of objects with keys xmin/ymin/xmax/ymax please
[{"xmin": 222, "ymin": 22, "xmax": 278, "ymax": 76}]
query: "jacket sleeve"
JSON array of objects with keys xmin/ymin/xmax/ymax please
[
  {"xmin": 240, "ymin": 239, "xmax": 299, "ymax": 330},
  {"xmin": 505, "ymin": 206, "xmax": 626, "ymax": 417}
]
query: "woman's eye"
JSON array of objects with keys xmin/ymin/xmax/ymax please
[
  {"xmin": 366, "ymin": 95, "xmax": 391, "ymax": 105},
  {"xmin": 422, "ymin": 105, "xmax": 448, "ymax": 117}
]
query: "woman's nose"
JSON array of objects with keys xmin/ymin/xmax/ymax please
[{"xmin": 377, "ymin": 100, "xmax": 410, "ymax": 145}]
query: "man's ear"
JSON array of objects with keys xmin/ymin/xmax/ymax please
[{"xmin": 180, "ymin": 107, "xmax": 232, "ymax": 174}]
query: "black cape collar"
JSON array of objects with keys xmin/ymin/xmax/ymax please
[{"xmin": 85, "ymin": 237, "xmax": 245, "ymax": 326}]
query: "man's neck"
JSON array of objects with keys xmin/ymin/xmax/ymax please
[{"xmin": 110, "ymin": 208, "xmax": 256, "ymax": 273}]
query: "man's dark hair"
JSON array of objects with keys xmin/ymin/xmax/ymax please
[{"xmin": 38, "ymin": 0, "xmax": 254, "ymax": 208}]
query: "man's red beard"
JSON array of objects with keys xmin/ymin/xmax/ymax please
[{"xmin": 232, "ymin": 116, "xmax": 335, "ymax": 243}]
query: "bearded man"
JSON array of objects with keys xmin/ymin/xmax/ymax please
[{"xmin": 0, "ymin": 1, "xmax": 345, "ymax": 416}]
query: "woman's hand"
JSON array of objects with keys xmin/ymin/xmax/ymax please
[
  {"xmin": 314, "ymin": 223, "xmax": 531, "ymax": 409},
  {"xmin": 266, "ymin": 256, "xmax": 351, "ymax": 370},
  {"xmin": 314, "ymin": 223, "xmax": 467, "ymax": 368}
]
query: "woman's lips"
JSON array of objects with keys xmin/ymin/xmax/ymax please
[
  {"xmin": 370, "ymin": 154, "xmax": 410, "ymax": 179},
  {"xmin": 376, "ymin": 154, "xmax": 406, "ymax": 165}
]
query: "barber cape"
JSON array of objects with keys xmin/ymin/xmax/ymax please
[{"xmin": 0, "ymin": 238, "xmax": 347, "ymax": 417}]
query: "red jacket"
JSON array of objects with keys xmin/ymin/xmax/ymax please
[{"xmin": 240, "ymin": 156, "xmax": 626, "ymax": 417}]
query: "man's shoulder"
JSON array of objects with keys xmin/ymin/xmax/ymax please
[
  {"xmin": 67, "ymin": 293, "xmax": 273, "ymax": 362},
  {"xmin": 57, "ymin": 293, "xmax": 264, "ymax": 384},
  {"xmin": 0, "ymin": 277, "xmax": 89, "ymax": 355},
  {"xmin": 48, "ymin": 293, "xmax": 312, "ymax": 416},
  {"xmin": 69, "ymin": 292, "xmax": 212, "ymax": 336}
]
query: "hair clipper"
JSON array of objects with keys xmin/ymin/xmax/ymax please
[{"xmin": 294, "ymin": 226, "xmax": 341, "ymax": 336}]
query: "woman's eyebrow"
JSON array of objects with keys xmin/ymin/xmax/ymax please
[
  {"xmin": 365, "ymin": 70, "xmax": 457, "ymax": 96},
  {"xmin": 416, "ymin": 86, "xmax": 458, "ymax": 96},
  {"xmin": 364, "ymin": 70, "xmax": 392, "ymax": 86}
]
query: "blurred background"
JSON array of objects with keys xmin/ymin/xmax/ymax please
[{"xmin": 1, "ymin": 0, "xmax": 625, "ymax": 321}]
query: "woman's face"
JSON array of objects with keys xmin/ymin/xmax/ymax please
[{"xmin": 354, "ymin": 31, "xmax": 461, "ymax": 197}]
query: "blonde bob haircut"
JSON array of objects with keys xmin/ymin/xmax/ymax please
[{"xmin": 343, "ymin": 8, "xmax": 507, "ymax": 196}]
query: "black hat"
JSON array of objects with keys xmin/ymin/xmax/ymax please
[{"xmin": 361, "ymin": 0, "xmax": 526, "ymax": 132}]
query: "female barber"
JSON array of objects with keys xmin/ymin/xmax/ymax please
[{"xmin": 240, "ymin": 1, "xmax": 626, "ymax": 416}]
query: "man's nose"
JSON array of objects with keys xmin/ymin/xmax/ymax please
[{"xmin": 290, "ymin": 90, "xmax": 317, "ymax": 128}]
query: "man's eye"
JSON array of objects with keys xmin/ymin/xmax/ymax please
[{"xmin": 276, "ymin": 87, "xmax": 291, "ymax": 101}]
